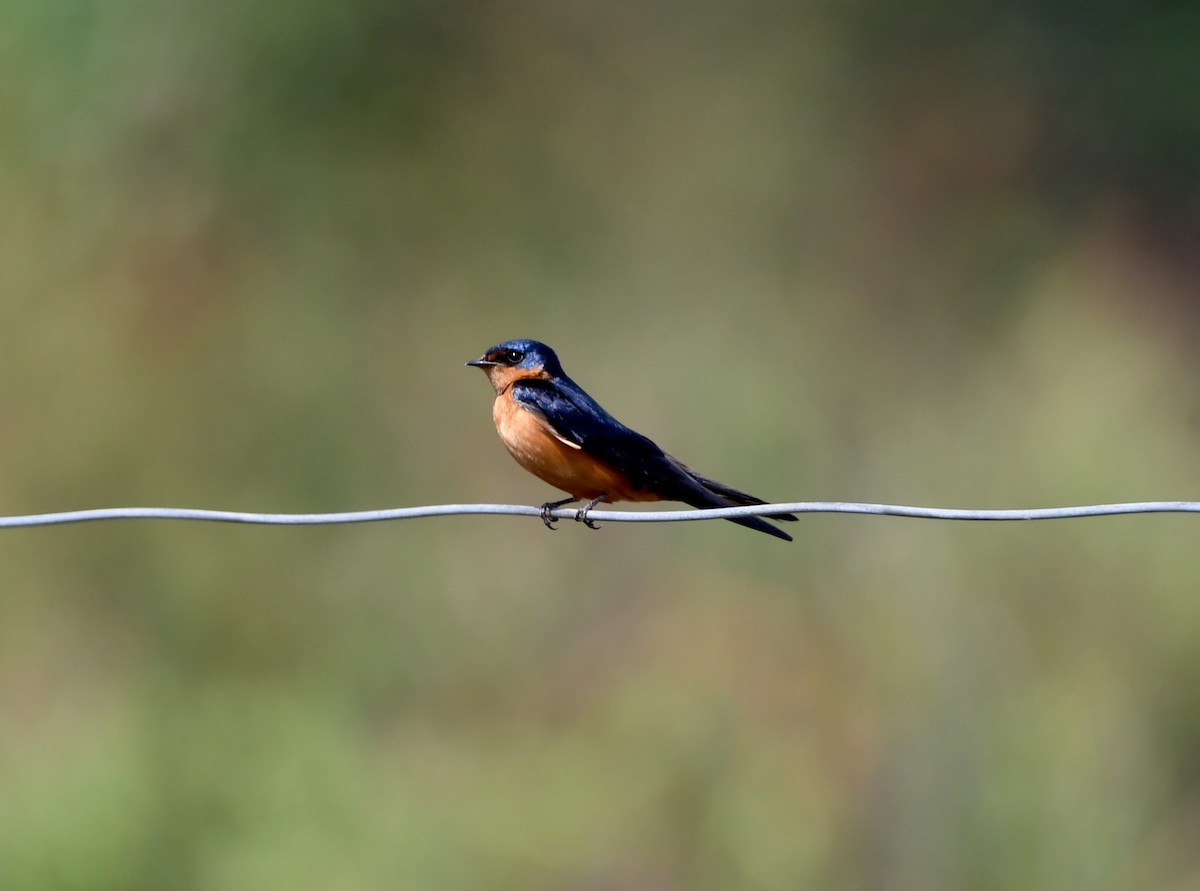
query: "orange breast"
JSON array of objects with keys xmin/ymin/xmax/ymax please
[{"xmin": 492, "ymin": 393, "xmax": 662, "ymax": 503}]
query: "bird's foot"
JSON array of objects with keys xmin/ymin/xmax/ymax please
[
  {"xmin": 539, "ymin": 497, "xmax": 577, "ymax": 530},
  {"xmin": 575, "ymin": 495, "xmax": 608, "ymax": 530}
]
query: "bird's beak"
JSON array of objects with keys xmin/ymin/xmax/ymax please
[{"xmin": 466, "ymin": 357, "xmax": 498, "ymax": 368}]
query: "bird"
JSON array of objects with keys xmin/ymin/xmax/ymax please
[{"xmin": 466, "ymin": 338, "xmax": 797, "ymax": 541}]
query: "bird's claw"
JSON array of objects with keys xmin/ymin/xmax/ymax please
[
  {"xmin": 575, "ymin": 495, "xmax": 607, "ymax": 530},
  {"xmin": 539, "ymin": 497, "xmax": 577, "ymax": 530},
  {"xmin": 575, "ymin": 511, "xmax": 601, "ymax": 530}
]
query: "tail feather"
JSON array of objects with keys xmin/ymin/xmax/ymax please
[
  {"xmin": 722, "ymin": 512, "xmax": 794, "ymax": 542},
  {"xmin": 689, "ymin": 472, "xmax": 798, "ymax": 521},
  {"xmin": 668, "ymin": 459, "xmax": 796, "ymax": 541}
]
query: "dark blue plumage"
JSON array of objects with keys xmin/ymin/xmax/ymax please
[{"xmin": 468, "ymin": 339, "xmax": 796, "ymax": 541}]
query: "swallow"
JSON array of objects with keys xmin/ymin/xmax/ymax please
[{"xmin": 467, "ymin": 339, "xmax": 797, "ymax": 541}]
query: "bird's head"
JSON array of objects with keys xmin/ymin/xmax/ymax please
[{"xmin": 467, "ymin": 339, "xmax": 564, "ymax": 393}]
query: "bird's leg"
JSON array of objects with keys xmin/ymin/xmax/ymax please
[
  {"xmin": 539, "ymin": 496, "xmax": 577, "ymax": 529},
  {"xmin": 575, "ymin": 494, "xmax": 609, "ymax": 530}
]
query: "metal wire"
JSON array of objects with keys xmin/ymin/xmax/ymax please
[{"xmin": 1, "ymin": 501, "xmax": 1198, "ymax": 528}]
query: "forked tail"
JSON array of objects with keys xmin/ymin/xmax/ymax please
[{"xmin": 674, "ymin": 463, "xmax": 797, "ymax": 542}]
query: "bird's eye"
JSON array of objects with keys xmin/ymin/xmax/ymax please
[{"xmin": 505, "ymin": 349, "xmax": 525, "ymax": 364}]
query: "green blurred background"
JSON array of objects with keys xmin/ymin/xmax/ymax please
[{"xmin": 2, "ymin": 1, "xmax": 1199, "ymax": 888}]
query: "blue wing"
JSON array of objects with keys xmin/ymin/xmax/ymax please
[
  {"xmin": 510, "ymin": 376, "xmax": 797, "ymax": 540},
  {"xmin": 510, "ymin": 378, "xmax": 690, "ymax": 496}
]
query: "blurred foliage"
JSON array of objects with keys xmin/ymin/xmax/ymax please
[{"xmin": 1, "ymin": 1, "xmax": 1199, "ymax": 889}]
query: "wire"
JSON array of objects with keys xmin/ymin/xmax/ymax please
[{"xmin": 1, "ymin": 501, "xmax": 1198, "ymax": 528}]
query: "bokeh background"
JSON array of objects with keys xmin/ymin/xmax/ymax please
[{"xmin": 3, "ymin": 1, "xmax": 1199, "ymax": 889}]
